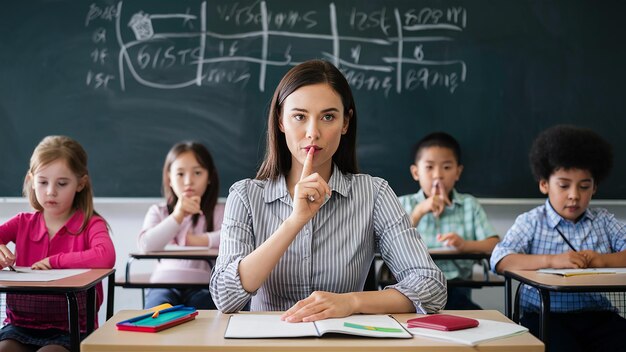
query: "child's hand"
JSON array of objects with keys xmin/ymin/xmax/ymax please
[
  {"xmin": 31, "ymin": 257, "xmax": 52, "ymax": 270},
  {"xmin": 578, "ymin": 250, "xmax": 603, "ymax": 267},
  {"xmin": 411, "ymin": 182, "xmax": 451, "ymax": 224},
  {"xmin": 437, "ymin": 232, "xmax": 465, "ymax": 250},
  {"xmin": 551, "ymin": 251, "xmax": 588, "ymax": 269},
  {"xmin": 0, "ymin": 244, "xmax": 16, "ymax": 269},
  {"xmin": 185, "ymin": 232, "xmax": 209, "ymax": 247},
  {"xmin": 172, "ymin": 195, "xmax": 202, "ymax": 223},
  {"xmin": 427, "ymin": 180, "xmax": 451, "ymax": 218}
]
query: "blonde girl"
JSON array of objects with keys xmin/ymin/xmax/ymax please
[{"xmin": 0, "ymin": 135, "xmax": 115, "ymax": 352}]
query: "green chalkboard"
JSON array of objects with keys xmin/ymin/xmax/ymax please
[{"xmin": 1, "ymin": 0, "xmax": 625, "ymax": 198}]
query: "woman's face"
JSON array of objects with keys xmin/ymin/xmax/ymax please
[{"xmin": 279, "ymin": 83, "xmax": 350, "ymax": 174}]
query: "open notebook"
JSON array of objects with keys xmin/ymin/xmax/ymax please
[{"xmin": 224, "ymin": 314, "xmax": 411, "ymax": 339}]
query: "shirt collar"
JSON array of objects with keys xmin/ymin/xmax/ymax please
[
  {"xmin": 544, "ymin": 198, "xmax": 593, "ymax": 228},
  {"xmin": 263, "ymin": 163, "xmax": 351, "ymax": 203},
  {"xmin": 31, "ymin": 210, "xmax": 85, "ymax": 241}
]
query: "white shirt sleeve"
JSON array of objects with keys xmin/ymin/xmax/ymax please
[{"xmin": 137, "ymin": 204, "xmax": 182, "ymax": 252}]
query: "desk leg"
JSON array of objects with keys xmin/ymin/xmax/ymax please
[
  {"xmin": 107, "ymin": 270, "xmax": 115, "ymax": 320},
  {"xmin": 86, "ymin": 287, "xmax": 95, "ymax": 334},
  {"xmin": 66, "ymin": 293, "xmax": 80, "ymax": 352},
  {"xmin": 539, "ymin": 289, "xmax": 551, "ymax": 349},
  {"xmin": 505, "ymin": 276, "xmax": 512, "ymax": 319},
  {"xmin": 513, "ymin": 283, "xmax": 522, "ymax": 323},
  {"xmin": 125, "ymin": 257, "xmax": 135, "ymax": 282}
]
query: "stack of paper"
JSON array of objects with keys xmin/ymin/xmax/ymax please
[
  {"xmin": 538, "ymin": 268, "xmax": 617, "ymax": 276},
  {"xmin": 405, "ymin": 319, "xmax": 528, "ymax": 345}
]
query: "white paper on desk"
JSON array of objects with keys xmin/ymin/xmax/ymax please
[
  {"xmin": 537, "ymin": 268, "xmax": 617, "ymax": 276},
  {"xmin": 225, "ymin": 314, "xmax": 318, "ymax": 338},
  {"xmin": 0, "ymin": 268, "xmax": 89, "ymax": 281},
  {"xmin": 162, "ymin": 244, "xmax": 210, "ymax": 251},
  {"xmin": 405, "ymin": 319, "xmax": 528, "ymax": 346}
]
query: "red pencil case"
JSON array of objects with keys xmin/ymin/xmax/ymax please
[{"xmin": 407, "ymin": 314, "xmax": 479, "ymax": 331}]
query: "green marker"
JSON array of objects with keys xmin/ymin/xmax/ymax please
[{"xmin": 343, "ymin": 322, "xmax": 403, "ymax": 333}]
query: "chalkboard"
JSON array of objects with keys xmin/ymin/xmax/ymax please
[{"xmin": 1, "ymin": 0, "xmax": 625, "ymax": 198}]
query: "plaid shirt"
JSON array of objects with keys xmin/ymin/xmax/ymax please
[
  {"xmin": 398, "ymin": 189, "xmax": 498, "ymax": 280},
  {"xmin": 491, "ymin": 199, "xmax": 626, "ymax": 313}
]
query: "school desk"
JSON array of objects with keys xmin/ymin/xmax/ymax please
[
  {"xmin": 504, "ymin": 269, "xmax": 626, "ymax": 349},
  {"xmin": 115, "ymin": 249, "xmax": 218, "ymax": 307},
  {"xmin": 80, "ymin": 309, "xmax": 543, "ymax": 352},
  {"xmin": 0, "ymin": 268, "xmax": 115, "ymax": 352},
  {"xmin": 375, "ymin": 250, "xmax": 504, "ymax": 290}
]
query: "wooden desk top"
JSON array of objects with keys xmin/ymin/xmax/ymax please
[
  {"xmin": 505, "ymin": 270, "xmax": 626, "ymax": 292},
  {"xmin": 81, "ymin": 310, "xmax": 543, "ymax": 352},
  {"xmin": 0, "ymin": 268, "xmax": 114, "ymax": 292}
]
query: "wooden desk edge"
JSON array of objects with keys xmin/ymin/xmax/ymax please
[
  {"xmin": 504, "ymin": 269, "xmax": 626, "ymax": 292},
  {"xmin": 81, "ymin": 310, "xmax": 543, "ymax": 352},
  {"xmin": 0, "ymin": 268, "xmax": 115, "ymax": 290}
]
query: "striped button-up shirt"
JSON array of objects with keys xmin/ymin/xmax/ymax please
[
  {"xmin": 398, "ymin": 189, "xmax": 498, "ymax": 280},
  {"xmin": 210, "ymin": 164, "xmax": 447, "ymax": 313},
  {"xmin": 491, "ymin": 199, "xmax": 626, "ymax": 313}
]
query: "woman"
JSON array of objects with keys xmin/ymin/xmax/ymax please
[{"xmin": 210, "ymin": 60, "xmax": 446, "ymax": 322}]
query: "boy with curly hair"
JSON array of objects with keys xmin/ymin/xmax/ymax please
[{"xmin": 491, "ymin": 125, "xmax": 626, "ymax": 352}]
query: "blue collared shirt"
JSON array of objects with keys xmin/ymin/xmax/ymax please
[
  {"xmin": 210, "ymin": 164, "xmax": 447, "ymax": 313},
  {"xmin": 491, "ymin": 199, "xmax": 626, "ymax": 313}
]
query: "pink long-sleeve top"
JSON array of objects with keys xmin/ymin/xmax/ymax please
[
  {"xmin": 0, "ymin": 210, "xmax": 116, "ymax": 332},
  {"xmin": 137, "ymin": 203, "xmax": 224, "ymax": 283}
]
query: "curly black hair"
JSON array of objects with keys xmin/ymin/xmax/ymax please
[
  {"xmin": 411, "ymin": 132, "xmax": 461, "ymax": 165},
  {"xmin": 529, "ymin": 125, "xmax": 613, "ymax": 183}
]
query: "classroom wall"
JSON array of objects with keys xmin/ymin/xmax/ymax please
[{"xmin": 1, "ymin": 197, "xmax": 625, "ymax": 324}]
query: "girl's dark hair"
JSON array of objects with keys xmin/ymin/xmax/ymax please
[
  {"xmin": 529, "ymin": 125, "xmax": 613, "ymax": 184},
  {"xmin": 256, "ymin": 59, "xmax": 358, "ymax": 179},
  {"xmin": 162, "ymin": 142, "xmax": 219, "ymax": 231}
]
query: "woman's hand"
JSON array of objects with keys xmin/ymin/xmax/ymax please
[
  {"xmin": 31, "ymin": 257, "xmax": 52, "ymax": 270},
  {"xmin": 290, "ymin": 148, "xmax": 331, "ymax": 226},
  {"xmin": 0, "ymin": 244, "xmax": 15, "ymax": 269},
  {"xmin": 281, "ymin": 291, "xmax": 356, "ymax": 322}
]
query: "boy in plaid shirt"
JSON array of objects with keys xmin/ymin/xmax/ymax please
[{"xmin": 399, "ymin": 132, "xmax": 499, "ymax": 309}]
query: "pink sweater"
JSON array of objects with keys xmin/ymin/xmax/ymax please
[
  {"xmin": 138, "ymin": 203, "xmax": 224, "ymax": 283},
  {"xmin": 0, "ymin": 211, "xmax": 116, "ymax": 332}
]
